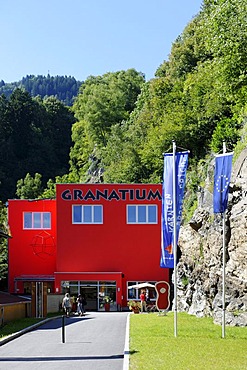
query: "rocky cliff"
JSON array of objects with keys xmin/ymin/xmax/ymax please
[{"xmin": 177, "ymin": 149, "xmax": 247, "ymax": 326}]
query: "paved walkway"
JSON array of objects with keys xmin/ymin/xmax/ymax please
[{"xmin": 0, "ymin": 312, "xmax": 130, "ymax": 370}]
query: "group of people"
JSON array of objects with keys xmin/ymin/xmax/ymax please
[
  {"xmin": 62, "ymin": 293, "xmax": 87, "ymax": 317},
  {"xmin": 63, "ymin": 290, "xmax": 149, "ymax": 315}
]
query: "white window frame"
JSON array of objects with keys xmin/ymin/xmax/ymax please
[
  {"xmin": 23, "ymin": 212, "xmax": 51, "ymax": 229},
  {"xmin": 72, "ymin": 205, "xmax": 103, "ymax": 224},
  {"xmin": 126, "ymin": 204, "xmax": 157, "ymax": 224}
]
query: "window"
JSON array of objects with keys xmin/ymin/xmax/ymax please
[
  {"xmin": 127, "ymin": 281, "xmax": 157, "ymax": 301},
  {"xmin": 24, "ymin": 212, "xmax": 51, "ymax": 229},
  {"xmin": 127, "ymin": 205, "xmax": 157, "ymax": 224},
  {"xmin": 72, "ymin": 205, "xmax": 103, "ymax": 224}
]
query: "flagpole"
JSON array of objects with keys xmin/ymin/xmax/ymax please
[
  {"xmin": 222, "ymin": 141, "xmax": 226, "ymax": 338},
  {"xmin": 172, "ymin": 140, "xmax": 177, "ymax": 337}
]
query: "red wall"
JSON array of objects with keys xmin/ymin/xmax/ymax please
[
  {"xmin": 8, "ymin": 184, "xmax": 169, "ymax": 304},
  {"xmin": 8, "ymin": 199, "xmax": 56, "ymax": 293},
  {"xmin": 56, "ymin": 184, "xmax": 168, "ymax": 285}
]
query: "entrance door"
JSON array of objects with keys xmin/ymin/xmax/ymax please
[
  {"xmin": 98, "ymin": 286, "xmax": 117, "ymax": 311},
  {"xmin": 61, "ymin": 280, "xmax": 117, "ymax": 311},
  {"xmin": 80, "ymin": 287, "xmax": 97, "ymax": 311}
]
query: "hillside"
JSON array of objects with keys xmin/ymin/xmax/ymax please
[{"xmin": 0, "ymin": 75, "xmax": 82, "ymax": 106}]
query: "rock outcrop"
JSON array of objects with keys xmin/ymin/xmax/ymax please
[{"xmin": 177, "ymin": 149, "xmax": 247, "ymax": 326}]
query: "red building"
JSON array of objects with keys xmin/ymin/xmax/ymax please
[{"xmin": 8, "ymin": 183, "xmax": 169, "ymax": 311}]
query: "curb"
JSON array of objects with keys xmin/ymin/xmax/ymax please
[
  {"xmin": 123, "ymin": 312, "xmax": 130, "ymax": 370},
  {"xmin": 0, "ymin": 316, "xmax": 60, "ymax": 347}
]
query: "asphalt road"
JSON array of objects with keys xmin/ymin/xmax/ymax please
[{"xmin": 0, "ymin": 312, "xmax": 130, "ymax": 370}]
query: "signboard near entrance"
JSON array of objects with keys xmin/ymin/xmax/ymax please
[{"xmin": 155, "ymin": 281, "xmax": 170, "ymax": 311}]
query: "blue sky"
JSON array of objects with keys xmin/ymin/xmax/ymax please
[{"xmin": 0, "ymin": 0, "xmax": 203, "ymax": 83}]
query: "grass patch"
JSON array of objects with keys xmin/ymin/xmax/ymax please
[
  {"xmin": 0, "ymin": 317, "xmax": 44, "ymax": 339},
  {"xmin": 129, "ymin": 312, "xmax": 247, "ymax": 370},
  {"xmin": 0, "ymin": 313, "xmax": 60, "ymax": 340}
]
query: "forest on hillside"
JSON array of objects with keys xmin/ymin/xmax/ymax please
[
  {"xmin": 0, "ymin": 75, "xmax": 82, "ymax": 106},
  {"xmin": 1, "ymin": 0, "xmax": 247, "ymax": 285},
  {"xmin": 0, "ymin": 90, "xmax": 75, "ymax": 201}
]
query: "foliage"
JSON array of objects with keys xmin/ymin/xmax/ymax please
[
  {"xmin": 40, "ymin": 179, "xmax": 56, "ymax": 199},
  {"xmin": 127, "ymin": 300, "xmax": 141, "ymax": 311},
  {"xmin": 232, "ymin": 107, "xmax": 247, "ymax": 160},
  {"xmin": 0, "ymin": 89, "xmax": 75, "ymax": 201},
  {"xmin": 98, "ymin": 1, "xmax": 247, "ymax": 186},
  {"xmin": 0, "ymin": 75, "xmax": 82, "ymax": 106},
  {"xmin": 210, "ymin": 117, "xmax": 241, "ymax": 153},
  {"xmin": 182, "ymin": 157, "xmax": 211, "ymax": 223},
  {"xmin": 16, "ymin": 173, "xmax": 43, "ymax": 199},
  {"xmin": 103, "ymin": 296, "xmax": 113, "ymax": 304},
  {"xmin": 202, "ymin": 0, "xmax": 247, "ymax": 94},
  {"xmin": 70, "ymin": 69, "xmax": 145, "ymax": 179},
  {"xmin": 129, "ymin": 312, "xmax": 247, "ymax": 370},
  {"xmin": 73, "ymin": 69, "xmax": 144, "ymax": 146}
]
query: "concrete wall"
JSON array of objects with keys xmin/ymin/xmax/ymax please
[{"xmin": 47, "ymin": 294, "xmax": 63, "ymax": 313}]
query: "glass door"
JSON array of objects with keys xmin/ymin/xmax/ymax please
[
  {"xmin": 98, "ymin": 283, "xmax": 117, "ymax": 311},
  {"xmin": 80, "ymin": 286, "xmax": 97, "ymax": 311}
]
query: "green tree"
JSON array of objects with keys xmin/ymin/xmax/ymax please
[
  {"xmin": 71, "ymin": 69, "xmax": 145, "ymax": 179},
  {"xmin": 0, "ymin": 89, "xmax": 36, "ymax": 200},
  {"xmin": 42, "ymin": 96, "xmax": 75, "ymax": 177},
  {"xmin": 101, "ymin": 1, "xmax": 246, "ymax": 184},
  {"xmin": 0, "ymin": 75, "xmax": 82, "ymax": 106},
  {"xmin": 202, "ymin": 0, "xmax": 247, "ymax": 101},
  {"xmin": 69, "ymin": 119, "xmax": 93, "ymax": 182},
  {"xmin": 210, "ymin": 117, "xmax": 241, "ymax": 153},
  {"xmin": 73, "ymin": 69, "xmax": 144, "ymax": 147},
  {"xmin": 16, "ymin": 173, "xmax": 43, "ymax": 199},
  {"xmin": 0, "ymin": 89, "xmax": 75, "ymax": 201},
  {"xmin": 0, "ymin": 94, "xmax": 15, "ymax": 200},
  {"xmin": 40, "ymin": 172, "xmax": 79, "ymax": 199}
]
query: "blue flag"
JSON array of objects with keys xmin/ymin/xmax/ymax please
[
  {"xmin": 160, "ymin": 151, "xmax": 189, "ymax": 268},
  {"xmin": 213, "ymin": 153, "xmax": 233, "ymax": 213}
]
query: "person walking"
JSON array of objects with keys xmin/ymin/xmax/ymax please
[
  {"xmin": 62, "ymin": 293, "xmax": 71, "ymax": 317},
  {"xmin": 140, "ymin": 290, "xmax": 147, "ymax": 313},
  {"xmin": 77, "ymin": 294, "xmax": 86, "ymax": 316}
]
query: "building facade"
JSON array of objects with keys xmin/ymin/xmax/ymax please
[{"xmin": 8, "ymin": 183, "xmax": 169, "ymax": 311}]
